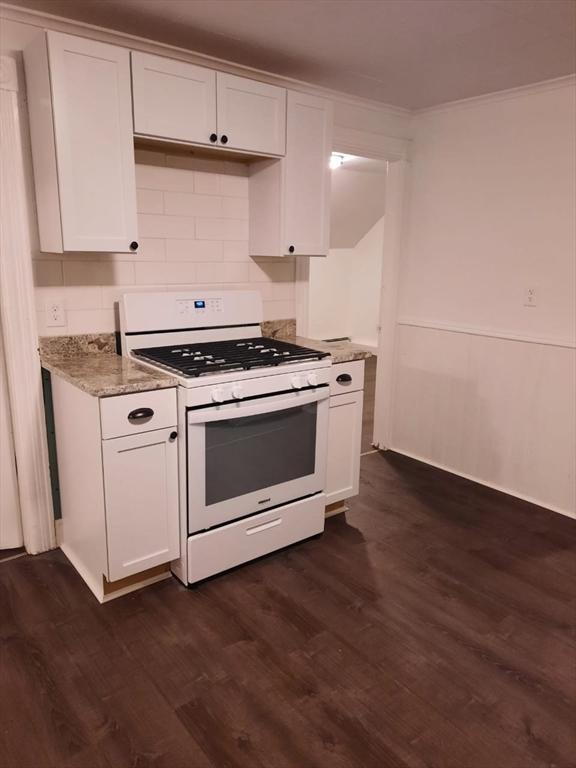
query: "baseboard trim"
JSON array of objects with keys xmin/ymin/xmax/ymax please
[{"xmin": 386, "ymin": 447, "xmax": 576, "ymax": 520}]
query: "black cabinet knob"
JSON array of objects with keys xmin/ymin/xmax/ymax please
[
  {"xmin": 209, "ymin": 133, "xmax": 217, "ymax": 143},
  {"xmin": 129, "ymin": 241, "xmax": 139, "ymax": 251},
  {"xmin": 169, "ymin": 431, "xmax": 178, "ymax": 441},
  {"xmin": 128, "ymin": 407, "xmax": 154, "ymax": 422},
  {"xmin": 220, "ymin": 135, "xmax": 228, "ymax": 144},
  {"xmin": 336, "ymin": 373, "xmax": 352, "ymax": 384},
  {"xmin": 288, "ymin": 245, "xmax": 295, "ymax": 254}
]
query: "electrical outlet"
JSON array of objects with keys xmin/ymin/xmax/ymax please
[
  {"xmin": 46, "ymin": 300, "xmax": 66, "ymax": 327},
  {"xmin": 524, "ymin": 287, "xmax": 537, "ymax": 308}
]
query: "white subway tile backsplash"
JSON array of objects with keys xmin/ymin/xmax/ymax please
[
  {"xmin": 35, "ymin": 160, "xmax": 295, "ymax": 336},
  {"xmin": 63, "ymin": 261, "xmax": 135, "ymax": 286},
  {"xmin": 137, "ymin": 188, "xmax": 164, "ymax": 214},
  {"xmin": 194, "ymin": 171, "xmax": 220, "ymax": 195},
  {"xmin": 263, "ymin": 300, "xmax": 295, "ymax": 321},
  {"xmin": 135, "ymin": 261, "xmax": 197, "ymax": 285},
  {"xmin": 219, "ymin": 175, "xmax": 248, "ymax": 198},
  {"xmin": 196, "ymin": 262, "xmax": 250, "ymax": 284},
  {"xmin": 164, "ymin": 192, "xmax": 222, "ymax": 218},
  {"xmin": 67, "ymin": 309, "xmax": 116, "ymax": 334},
  {"xmin": 249, "ymin": 261, "xmax": 295, "ymax": 283},
  {"xmin": 223, "ymin": 241, "xmax": 250, "ymax": 261},
  {"xmin": 166, "ymin": 240, "xmax": 223, "ymax": 262},
  {"xmin": 136, "ymin": 164, "xmax": 196, "ymax": 192},
  {"xmin": 33, "ymin": 260, "xmax": 63, "ymax": 287},
  {"xmin": 139, "ymin": 214, "xmax": 196, "ymax": 239},
  {"xmin": 196, "ymin": 218, "xmax": 249, "ymax": 241},
  {"xmin": 101, "ymin": 284, "xmax": 166, "ymax": 309},
  {"xmin": 221, "ymin": 197, "xmax": 249, "ymax": 220}
]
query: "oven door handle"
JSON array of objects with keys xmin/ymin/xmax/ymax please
[{"xmin": 187, "ymin": 387, "xmax": 329, "ymax": 425}]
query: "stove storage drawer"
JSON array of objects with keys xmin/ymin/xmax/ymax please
[
  {"xmin": 100, "ymin": 388, "xmax": 177, "ymax": 439},
  {"xmin": 187, "ymin": 493, "xmax": 325, "ymax": 584},
  {"xmin": 329, "ymin": 359, "xmax": 365, "ymax": 396}
]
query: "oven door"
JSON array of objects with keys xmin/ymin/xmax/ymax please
[{"xmin": 187, "ymin": 387, "xmax": 329, "ymax": 533}]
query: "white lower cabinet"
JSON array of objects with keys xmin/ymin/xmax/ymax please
[
  {"xmin": 325, "ymin": 361, "xmax": 365, "ymax": 505},
  {"xmin": 51, "ymin": 376, "xmax": 179, "ymax": 602},
  {"xmin": 102, "ymin": 427, "xmax": 179, "ymax": 582}
]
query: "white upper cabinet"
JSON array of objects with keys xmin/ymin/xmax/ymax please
[
  {"xmin": 216, "ymin": 73, "xmax": 286, "ymax": 156},
  {"xmin": 130, "ymin": 54, "xmax": 286, "ymax": 156},
  {"xmin": 131, "ymin": 52, "xmax": 217, "ymax": 145},
  {"xmin": 283, "ymin": 91, "xmax": 332, "ymax": 256},
  {"xmin": 24, "ymin": 32, "xmax": 138, "ymax": 253},
  {"xmin": 249, "ymin": 91, "xmax": 332, "ymax": 257}
]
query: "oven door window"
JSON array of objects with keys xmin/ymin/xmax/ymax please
[{"xmin": 205, "ymin": 403, "xmax": 317, "ymax": 506}]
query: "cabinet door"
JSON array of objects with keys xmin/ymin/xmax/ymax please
[
  {"xmin": 326, "ymin": 391, "xmax": 363, "ymax": 505},
  {"xmin": 132, "ymin": 52, "xmax": 217, "ymax": 145},
  {"xmin": 102, "ymin": 427, "xmax": 179, "ymax": 582},
  {"xmin": 283, "ymin": 92, "xmax": 332, "ymax": 256},
  {"xmin": 46, "ymin": 32, "xmax": 137, "ymax": 252},
  {"xmin": 216, "ymin": 73, "xmax": 286, "ymax": 156}
]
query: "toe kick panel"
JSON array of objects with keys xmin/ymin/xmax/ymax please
[{"xmin": 187, "ymin": 493, "xmax": 325, "ymax": 583}]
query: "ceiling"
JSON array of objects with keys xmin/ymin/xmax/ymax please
[{"xmin": 7, "ymin": 0, "xmax": 576, "ymax": 109}]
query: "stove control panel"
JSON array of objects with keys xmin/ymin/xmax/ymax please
[{"xmin": 176, "ymin": 297, "xmax": 223, "ymax": 316}]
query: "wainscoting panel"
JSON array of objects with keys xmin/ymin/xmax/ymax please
[{"xmin": 391, "ymin": 324, "xmax": 576, "ymax": 517}]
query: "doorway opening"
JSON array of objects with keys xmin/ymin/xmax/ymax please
[{"xmin": 307, "ymin": 153, "xmax": 387, "ymax": 452}]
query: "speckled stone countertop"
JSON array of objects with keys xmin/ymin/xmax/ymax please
[
  {"xmin": 39, "ymin": 334, "xmax": 177, "ymax": 398},
  {"xmin": 291, "ymin": 336, "xmax": 373, "ymax": 364},
  {"xmin": 261, "ymin": 320, "xmax": 373, "ymax": 364}
]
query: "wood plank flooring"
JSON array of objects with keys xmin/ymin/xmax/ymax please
[
  {"xmin": 361, "ymin": 355, "xmax": 377, "ymax": 453},
  {"xmin": 1, "ymin": 450, "xmax": 575, "ymax": 768}
]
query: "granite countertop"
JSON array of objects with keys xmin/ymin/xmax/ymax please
[
  {"xmin": 39, "ymin": 334, "xmax": 177, "ymax": 398},
  {"xmin": 262, "ymin": 322, "xmax": 373, "ymax": 363},
  {"xmin": 292, "ymin": 336, "xmax": 373, "ymax": 364},
  {"xmin": 38, "ymin": 324, "xmax": 372, "ymax": 398}
]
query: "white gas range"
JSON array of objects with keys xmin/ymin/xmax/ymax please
[{"xmin": 120, "ymin": 290, "xmax": 332, "ymax": 585}]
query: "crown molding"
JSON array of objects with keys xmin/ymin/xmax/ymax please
[
  {"xmin": 0, "ymin": 2, "xmax": 411, "ymax": 121},
  {"xmin": 414, "ymin": 73, "xmax": 576, "ymax": 117}
]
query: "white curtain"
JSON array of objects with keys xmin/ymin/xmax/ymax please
[
  {"xmin": 0, "ymin": 317, "xmax": 23, "ymax": 549},
  {"xmin": 0, "ymin": 54, "xmax": 55, "ymax": 554}
]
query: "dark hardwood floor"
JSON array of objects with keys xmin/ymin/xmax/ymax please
[
  {"xmin": 1, "ymin": 450, "xmax": 575, "ymax": 768},
  {"xmin": 361, "ymin": 355, "xmax": 377, "ymax": 453}
]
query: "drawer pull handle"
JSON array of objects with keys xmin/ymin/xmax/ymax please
[
  {"xmin": 246, "ymin": 518, "xmax": 282, "ymax": 536},
  {"xmin": 336, "ymin": 373, "xmax": 352, "ymax": 384},
  {"xmin": 127, "ymin": 407, "xmax": 154, "ymax": 423}
]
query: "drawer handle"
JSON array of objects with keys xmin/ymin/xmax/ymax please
[
  {"xmin": 246, "ymin": 518, "xmax": 282, "ymax": 536},
  {"xmin": 127, "ymin": 407, "xmax": 154, "ymax": 423},
  {"xmin": 336, "ymin": 373, "xmax": 352, "ymax": 384}
]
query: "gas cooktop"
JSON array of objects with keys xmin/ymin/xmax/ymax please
[{"xmin": 132, "ymin": 337, "xmax": 330, "ymax": 377}]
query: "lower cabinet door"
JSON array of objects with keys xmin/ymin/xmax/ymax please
[
  {"xmin": 102, "ymin": 427, "xmax": 179, "ymax": 581},
  {"xmin": 326, "ymin": 391, "xmax": 363, "ymax": 505}
]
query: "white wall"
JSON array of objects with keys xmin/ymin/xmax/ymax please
[
  {"xmin": 392, "ymin": 80, "xmax": 576, "ymax": 516},
  {"xmin": 330, "ymin": 166, "xmax": 387, "ymax": 248},
  {"xmin": 308, "ymin": 216, "xmax": 384, "ymax": 347},
  {"xmin": 349, "ymin": 217, "xmax": 385, "ymax": 347}
]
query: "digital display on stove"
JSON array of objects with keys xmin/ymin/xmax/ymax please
[{"xmin": 194, "ymin": 300, "xmax": 206, "ymax": 309}]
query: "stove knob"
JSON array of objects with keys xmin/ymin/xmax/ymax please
[
  {"xmin": 291, "ymin": 374, "xmax": 304, "ymax": 390},
  {"xmin": 307, "ymin": 372, "xmax": 318, "ymax": 387},
  {"xmin": 211, "ymin": 388, "xmax": 225, "ymax": 403},
  {"xmin": 232, "ymin": 384, "xmax": 244, "ymax": 400}
]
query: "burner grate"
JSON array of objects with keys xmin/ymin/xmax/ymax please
[{"xmin": 132, "ymin": 337, "xmax": 329, "ymax": 377}]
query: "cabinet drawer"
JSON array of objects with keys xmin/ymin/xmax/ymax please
[
  {"xmin": 100, "ymin": 388, "xmax": 177, "ymax": 439},
  {"xmin": 330, "ymin": 360, "xmax": 365, "ymax": 395},
  {"xmin": 187, "ymin": 494, "xmax": 324, "ymax": 583}
]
